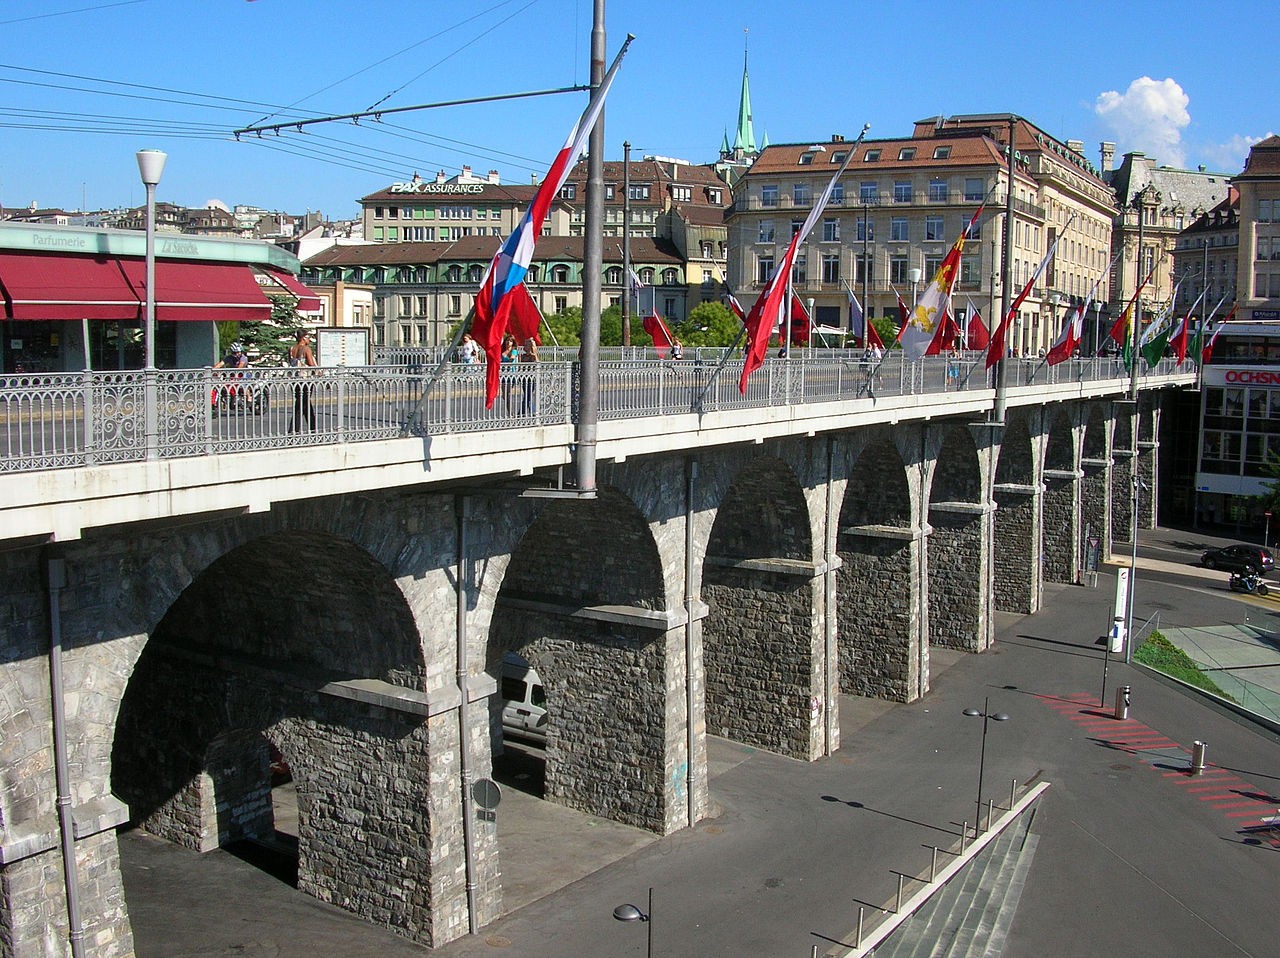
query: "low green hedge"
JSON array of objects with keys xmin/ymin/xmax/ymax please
[{"xmin": 1134, "ymin": 630, "xmax": 1234, "ymax": 701}]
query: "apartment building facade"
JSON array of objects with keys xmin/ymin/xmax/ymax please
[{"xmin": 725, "ymin": 114, "xmax": 1116, "ymax": 357}]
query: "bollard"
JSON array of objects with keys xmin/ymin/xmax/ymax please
[
  {"xmin": 856, "ymin": 906, "xmax": 864, "ymax": 946},
  {"xmin": 1191, "ymin": 740, "xmax": 1208, "ymax": 775},
  {"xmin": 1114, "ymin": 684, "xmax": 1130, "ymax": 720}
]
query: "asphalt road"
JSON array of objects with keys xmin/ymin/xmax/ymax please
[{"xmin": 119, "ymin": 525, "xmax": 1280, "ymax": 957}]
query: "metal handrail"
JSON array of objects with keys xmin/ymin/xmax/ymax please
[{"xmin": 0, "ymin": 355, "xmax": 1191, "ymax": 474}]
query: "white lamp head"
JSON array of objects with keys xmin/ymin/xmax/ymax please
[{"xmin": 135, "ymin": 149, "xmax": 168, "ymax": 187}]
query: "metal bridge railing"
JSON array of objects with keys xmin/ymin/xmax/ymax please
[{"xmin": 1, "ymin": 355, "xmax": 1186, "ymax": 474}]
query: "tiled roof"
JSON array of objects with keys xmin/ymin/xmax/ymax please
[
  {"xmin": 304, "ymin": 236, "xmax": 683, "ymax": 268},
  {"xmin": 1239, "ymin": 136, "xmax": 1280, "ymax": 176}
]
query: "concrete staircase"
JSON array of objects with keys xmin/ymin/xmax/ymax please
[{"xmin": 872, "ymin": 821, "xmax": 1039, "ymax": 958}]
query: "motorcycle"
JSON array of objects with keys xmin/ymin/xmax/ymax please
[{"xmin": 1228, "ymin": 571, "xmax": 1270, "ymax": 596}]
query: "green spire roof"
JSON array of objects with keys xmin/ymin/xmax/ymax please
[{"xmin": 732, "ymin": 49, "xmax": 756, "ymax": 155}]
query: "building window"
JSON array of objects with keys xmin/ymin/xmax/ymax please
[
  {"xmin": 831, "ymin": 152, "xmax": 847, "ymax": 165},
  {"xmin": 933, "ymin": 146, "xmax": 951, "ymax": 160},
  {"xmin": 925, "ymin": 215, "xmax": 944, "ymax": 241},
  {"xmin": 554, "ymin": 295, "xmax": 568, "ymax": 313},
  {"xmin": 374, "ymin": 207, "xmax": 384, "ymax": 218},
  {"xmin": 793, "ymin": 183, "xmax": 812, "ymax": 205},
  {"xmin": 890, "ymin": 255, "xmax": 908, "ymax": 284},
  {"xmin": 417, "ymin": 323, "xmax": 428, "ymax": 344},
  {"xmin": 890, "ymin": 217, "xmax": 908, "ymax": 241},
  {"xmin": 664, "ymin": 298, "xmax": 676, "ymax": 318},
  {"xmin": 791, "ymin": 219, "xmax": 804, "ymax": 237},
  {"xmin": 700, "ymin": 241, "xmax": 714, "ymax": 257},
  {"xmin": 374, "ymin": 297, "xmax": 386, "ymax": 318},
  {"xmin": 791, "ymin": 255, "xmax": 807, "ymax": 284},
  {"xmin": 1258, "ymin": 199, "xmax": 1273, "ymax": 223},
  {"xmin": 552, "ymin": 265, "xmax": 570, "ymax": 283},
  {"xmin": 924, "ymin": 255, "xmax": 942, "ymax": 278},
  {"xmin": 799, "ymin": 152, "xmax": 815, "ymax": 165},
  {"xmin": 629, "ymin": 184, "xmax": 650, "ymax": 200},
  {"xmin": 449, "ymin": 295, "xmax": 462, "ymax": 315},
  {"xmin": 856, "ymin": 219, "xmax": 874, "ymax": 242},
  {"xmin": 708, "ymin": 188, "xmax": 722, "ymax": 203},
  {"xmin": 447, "ymin": 265, "xmax": 462, "ymax": 282},
  {"xmin": 823, "ymin": 218, "xmax": 840, "ymax": 242},
  {"xmin": 662, "ymin": 268, "xmax": 679, "ymax": 285},
  {"xmin": 639, "ymin": 267, "xmax": 655, "ymax": 284},
  {"xmin": 898, "ymin": 147, "xmax": 916, "ymax": 161},
  {"xmin": 468, "ymin": 265, "xmax": 483, "ymax": 283},
  {"xmin": 761, "ymin": 185, "xmax": 779, "ymax": 207},
  {"xmin": 894, "ymin": 181, "xmax": 913, "ymax": 203},
  {"xmin": 605, "ymin": 266, "xmax": 622, "ymax": 285},
  {"xmin": 855, "ymin": 253, "xmax": 871, "ymax": 284},
  {"xmin": 832, "ymin": 183, "xmax": 845, "ymax": 203},
  {"xmin": 416, "ymin": 296, "xmax": 428, "ymax": 316},
  {"xmin": 399, "ymin": 324, "xmax": 412, "ymax": 344},
  {"xmin": 864, "ymin": 149, "xmax": 881, "ymax": 162},
  {"xmin": 860, "ymin": 182, "xmax": 879, "ymax": 203},
  {"xmin": 605, "ymin": 185, "xmax": 615, "ymax": 200},
  {"xmin": 373, "ymin": 227, "xmax": 384, "ymax": 241},
  {"xmin": 759, "ymin": 220, "xmax": 775, "ymax": 243},
  {"xmin": 560, "ymin": 184, "xmax": 576, "ymax": 200},
  {"xmin": 758, "ymin": 254, "xmax": 775, "ymax": 283},
  {"xmin": 822, "ymin": 253, "xmax": 840, "ymax": 283},
  {"xmin": 703, "ymin": 269, "xmax": 714, "ymax": 284},
  {"xmin": 928, "ymin": 178, "xmax": 948, "ymax": 202},
  {"xmin": 399, "ymin": 295, "xmax": 412, "ymax": 315},
  {"xmin": 388, "ymin": 227, "xmax": 399, "ymax": 241},
  {"xmin": 672, "ymin": 185, "xmax": 692, "ymax": 201}
]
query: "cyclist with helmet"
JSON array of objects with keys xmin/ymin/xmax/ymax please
[{"xmin": 214, "ymin": 341, "xmax": 248, "ymax": 370}]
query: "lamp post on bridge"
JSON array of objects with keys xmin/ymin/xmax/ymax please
[{"xmin": 136, "ymin": 149, "xmax": 166, "ymax": 461}]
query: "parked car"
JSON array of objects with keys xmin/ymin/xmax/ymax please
[
  {"xmin": 500, "ymin": 652, "xmax": 547, "ymax": 743},
  {"xmin": 1200, "ymin": 544, "xmax": 1274, "ymax": 575}
]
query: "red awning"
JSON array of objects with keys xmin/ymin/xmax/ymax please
[
  {"xmin": 0, "ymin": 252, "xmax": 141, "ymax": 321},
  {"xmin": 118, "ymin": 260, "xmax": 272, "ymax": 322},
  {"xmin": 262, "ymin": 267, "xmax": 323, "ymax": 313}
]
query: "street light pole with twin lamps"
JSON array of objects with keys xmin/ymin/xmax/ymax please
[{"xmin": 962, "ymin": 697, "xmax": 1010, "ymax": 828}]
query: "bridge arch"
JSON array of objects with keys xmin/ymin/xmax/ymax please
[
  {"xmin": 927, "ymin": 425, "xmax": 991, "ymax": 652},
  {"xmin": 485, "ymin": 485, "xmax": 674, "ymax": 833},
  {"xmin": 702, "ymin": 453, "xmax": 820, "ymax": 760},
  {"xmin": 836, "ymin": 429, "xmax": 924, "ymax": 702},
  {"xmin": 1082, "ymin": 403, "xmax": 1115, "ymax": 556},
  {"xmin": 112, "ymin": 528, "xmax": 442, "ymax": 944},
  {"xmin": 993, "ymin": 412, "xmax": 1042, "ymax": 613}
]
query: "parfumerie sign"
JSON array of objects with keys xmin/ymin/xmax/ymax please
[{"xmin": 389, "ymin": 182, "xmax": 485, "ymax": 194}]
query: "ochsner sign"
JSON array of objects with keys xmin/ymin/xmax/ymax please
[
  {"xmin": 1224, "ymin": 369, "xmax": 1280, "ymax": 385},
  {"xmin": 389, "ymin": 182, "xmax": 485, "ymax": 194}
]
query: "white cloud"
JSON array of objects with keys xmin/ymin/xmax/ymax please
[
  {"xmin": 1202, "ymin": 133, "xmax": 1275, "ymax": 175},
  {"xmin": 1095, "ymin": 77, "xmax": 1190, "ymax": 167}
]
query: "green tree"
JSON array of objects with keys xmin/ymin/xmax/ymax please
[
  {"xmin": 1253, "ymin": 454, "xmax": 1280, "ymax": 515},
  {"xmin": 870, "ymin": 315, "xmax": 899, "ymax": 349},
  {"xmin": 543, "ymin": 306, "xmax": 582, "ymax": 347},
  {"xmin": 675, "ymin": 302, "xmax": 741, "ymax": 347}
]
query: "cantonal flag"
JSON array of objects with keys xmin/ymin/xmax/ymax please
[{"xmin": 901, "ymin": 204, "xmax": 983, "ymax": 361}]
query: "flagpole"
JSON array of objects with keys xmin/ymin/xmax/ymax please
[{"xmin": 992, "ymin": 115, "xmax": 1016, "ymax": 424}]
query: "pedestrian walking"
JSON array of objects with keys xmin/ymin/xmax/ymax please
[{"xmin": 287, "ymin": 329, "xmax": 317, "ymax": 433}]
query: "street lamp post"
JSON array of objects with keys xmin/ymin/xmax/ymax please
[
  {"xmin": 962, "ymin": 698, "xmax": 1009, "ymax": 827},
  {"xmin": 614, "ymin": 887, "xmax": 653, "ymax": 958},
  {"xmin": 909, "ymin": 267, "xmax": 922, "ymax": 311},
  {"xmin": 135, "ymin": 148, "xmax": 166, "ymax": 461}
]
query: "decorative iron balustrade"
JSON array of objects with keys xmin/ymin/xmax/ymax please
[{"xmin": 1, "ymin": 355, "xmax": 1187, "ymax": 473}]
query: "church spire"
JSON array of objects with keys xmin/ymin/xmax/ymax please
[{"xmin": 732, "ymin": 29, "xmax": 756, "ymax": 155}]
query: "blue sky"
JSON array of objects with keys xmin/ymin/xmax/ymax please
[{"xmin": 0, "ymin": 0, "xmax": 1273, "ymax": 220}]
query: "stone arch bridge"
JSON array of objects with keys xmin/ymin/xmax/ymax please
[{"xmin": 0, "ymin": 379, "xmax": 1177, "ymax": 955}]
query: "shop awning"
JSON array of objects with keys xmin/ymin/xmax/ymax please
[
  {"xmin": 261, "ymin": 267, "xmax": 323, "ymax": 313},
  {"xmin": 0, "ymin": 252, "xmax": 275, "ymax": 322},
  {"xmin": 0, "ymin": 252, "xmax": 141, "ymax": 320},
  {"xmin": 118, "ymin": 260, "xmax": 272, "ymax": 322}
]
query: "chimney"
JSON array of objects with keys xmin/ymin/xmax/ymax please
[
  {"xmin": 831, "ymin": 133, "xmax": 845, "ymax": 143},
  {"xmin": 488, "ymin": 169, "xmax": 500, "ymax": 184},
  {"xmin": 435, "ymin": 170, "xmax": 447, "ymax": 184},
  {"xmin": 461, "ymin": 165, "xmax": 472, "ymax": 177},
  {"xmin": 1066, "ymin": 139, "xmax": 1084, "ymax": 154},
  {"xmin": 1100, "ymin": 141, "xmax": 1115, "ymax": 172}
]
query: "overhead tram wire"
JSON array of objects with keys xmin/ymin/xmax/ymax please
[
  {"xmin": 362, "ymin": 0, "xmax": 539, "ymax": 113},
  {"xmin": 246, "ymin": 0, "xmax": 535, "ymax": 127},
  {"xmin": 233, "ymin": 84, "xmax": 591, "ymax": 138},
  {"xmin": 239, "ymin": 137, "xmax": 408, "ymax": 182}
]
